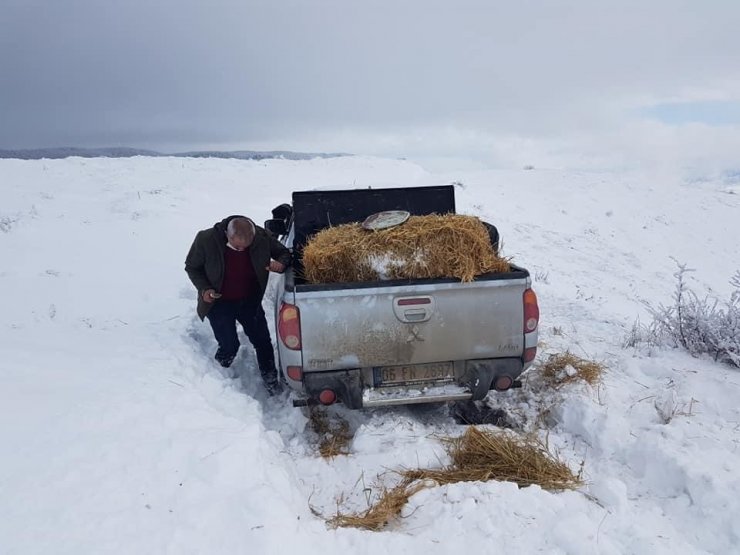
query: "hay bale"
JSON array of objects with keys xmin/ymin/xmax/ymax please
[{"xmin": 302, "ymin": 214, "xmax": 509, "ymax": 284}]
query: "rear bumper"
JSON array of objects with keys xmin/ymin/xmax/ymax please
[{"xmin": 300, "ymin": 358, "xmax": 524, "ymax": 409}]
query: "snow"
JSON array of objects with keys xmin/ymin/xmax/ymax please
[
  {"xmin": 362, "ymin": 382, "xmax": 464, "ymax": 404},
  {"xmin": 366, "ymin": 249, "xmax": 427, "ymax": 280},
  {"xmin": 367, "ymin": 253, "xmax": 406, "ymax": 280},
  {"xmin": 1, "ymin": 155, "xmax": 740, "ymax": 553}
]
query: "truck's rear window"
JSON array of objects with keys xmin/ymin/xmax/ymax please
[
  {"xmin": 292, "ymin": 185, "xmax": 456, "ymax": 252},
  {"xmin": 291, "ymin": 185, "xmax": 456, "ymax": 283}
]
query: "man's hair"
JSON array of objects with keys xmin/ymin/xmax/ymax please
[{"xmin": 226, "ymin": 217, "xmax": 256, "ymax": 240}]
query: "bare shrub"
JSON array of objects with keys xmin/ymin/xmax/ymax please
[
  {"xmin": 0, "ymin": 215, "xmax": 19, "ymax": 233},
  {"xmin": 636, "ymin": 263, "xmax": 740, "ymax": 368},
  {"xmin": 731, "ymin": 270, "xmax": 740, "ymax": 305},
  {"xmin": 534, "ymin": 268, "xmax": 550, "ymax": 283},
  {"xmin": 653, "ymin": 389, "xmax": 698, "ymax": 424},
  {"xmin": 622, "ymin": 317, "xmax": 659, "ymax": 349}
]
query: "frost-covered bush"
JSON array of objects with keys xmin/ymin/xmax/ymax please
[{"xmin": 629, "ymin": 263, "xmax": 740, "ymax": 367}]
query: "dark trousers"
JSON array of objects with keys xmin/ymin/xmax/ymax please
[{"xmin": 206, "ymin": 298, "xmax": 277, "ymax": 384}]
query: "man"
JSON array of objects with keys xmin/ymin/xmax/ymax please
[{"xmin": 185, "ymin": 215, "xmax": 292, "ymax": 395}]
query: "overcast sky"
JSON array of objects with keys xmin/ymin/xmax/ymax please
[{"xmin": 2, "ymin": 0, "xmax": 740, "ymax": 171}]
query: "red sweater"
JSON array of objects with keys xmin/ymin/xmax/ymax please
[{"xmin": 220, "ymin": 247, "xmax": 258, "ymax": 300}]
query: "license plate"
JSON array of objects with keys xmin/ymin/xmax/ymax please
[{"xmin": 374, "ymin": 362, "xmax": 455, "ymax": 387}]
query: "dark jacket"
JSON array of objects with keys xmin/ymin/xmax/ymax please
[{"xmin": 185, "ymin": 215, "xmax": 292, "ymax": 320}]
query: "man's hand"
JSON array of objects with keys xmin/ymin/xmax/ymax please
[
  {"xmin": 202, "ymin": 289, "xmax": 222, "ymax": 303},
  {"xmin": 266, "ymin": 260, "xmax": 286, "ymax": 273}
]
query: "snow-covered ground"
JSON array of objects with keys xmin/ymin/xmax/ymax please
[{"xmin": 1, "ymin": 155, "xmax": 739, "ymax": 554}]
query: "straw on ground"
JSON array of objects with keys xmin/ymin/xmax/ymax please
[
  {"xmin": 329, "ymin": 479, "xmax": 427, "ymax": 531},
  {"xmin": 402, "ymin": 426, "xmax": 582, "ymax": 490},
  {"xmin": 309, "ymin": 408, "xmax": 353, "ymax": 459},
  {"xmin": 330, "ymin": 426, "xmax": 582, "ymax": 531},
  {"xmin": 539, "ymin": 352, "xmax": 605, "ymax": 388}
]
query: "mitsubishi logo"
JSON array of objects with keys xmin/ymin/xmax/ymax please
[{"xmin": 406, "ymin": 325, "xmax": 425, "ymax": 343}]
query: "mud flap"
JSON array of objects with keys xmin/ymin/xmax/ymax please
[
  {"xmin": 303, "ymin": 369, "xmax": 364, "ymax": 409},
  {"xmin": 462, "ymin": 362, "xmax": 496, "ymax": 401}
]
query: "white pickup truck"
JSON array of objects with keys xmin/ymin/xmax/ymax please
[{"xmin": 264, "ymin": 185, "xmax": 539, "ymax": 409}]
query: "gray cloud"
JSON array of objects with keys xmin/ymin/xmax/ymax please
[{"xmin": 2, "ymin": 0, "xmax": 740, "ymax": 169}]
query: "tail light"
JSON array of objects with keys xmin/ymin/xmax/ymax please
[
  {"xmin": 523, "ymin": 346, "xmax": 537, "ymax": 363},
  {"xmin": 494, "ymin": 375, "xmax": 514, "ymax": 391},
  {"xmin": 287, "ymin": 366, "xmax": 303, "ymax": 381},
  {"xmin": 278, "ymin": 302, "xmax": 302, "ymax": 350},
  {"xmin": 397, "ymin": 297, "xmax": 432, "ymax": 306},
  {"xmin": 523, "ymin": 288, "xmax": 539, "ymax": 333}
]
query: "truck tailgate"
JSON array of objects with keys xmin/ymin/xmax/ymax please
[{"xmin": 295, "ymin": 277, "xmax": 528, "ymax": 372}]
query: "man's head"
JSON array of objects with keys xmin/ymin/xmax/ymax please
[{"xmin": 226, "ymin": 217, "xmax": 256, "ymax": 251}]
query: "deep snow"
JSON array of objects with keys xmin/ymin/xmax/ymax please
[{"xmin": 1, "ymin": 155, "xmax": 739, "ymax": 554}]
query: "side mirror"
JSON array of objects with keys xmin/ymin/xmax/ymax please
[
  {"xmin": 482, "ymin": 221, "xmax": 499, "ymax": 255},
  {"xmin": 271, "ymin": 203, "xmax": 293, "ymax": 221},
  {"xmin": 264, "ymin": 218, "xmax": 287, "ymax": 236}
]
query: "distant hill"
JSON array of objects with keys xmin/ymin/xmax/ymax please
[{"xmin": 0, "ymin": 147, "xmax": 349, "ymax": 161}]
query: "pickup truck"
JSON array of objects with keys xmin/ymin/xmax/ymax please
[{"xmin": 263, "ymin": 185, "xmax": 539, "ymax": 409}]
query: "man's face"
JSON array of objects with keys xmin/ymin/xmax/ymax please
[{"xmin": 228, "ymin": 234, "xmax": 253, "ymax": 251}]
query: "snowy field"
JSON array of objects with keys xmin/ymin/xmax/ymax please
[{"xmin": 1, "ymin": 155, "xmax": 739, "ymax": 554}]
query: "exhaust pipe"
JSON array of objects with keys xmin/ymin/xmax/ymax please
[{"xmin": 292, "ymin": 397, "xmax": 319, "ymax": 408}]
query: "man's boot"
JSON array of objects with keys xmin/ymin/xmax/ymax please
[
  {"xmin": 215, "ymin": 347, "xmax": 236, "ymax": 368},
  {"xmin": 260, "ymin": 363, "xmax": 282, "ymax": 396}
]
